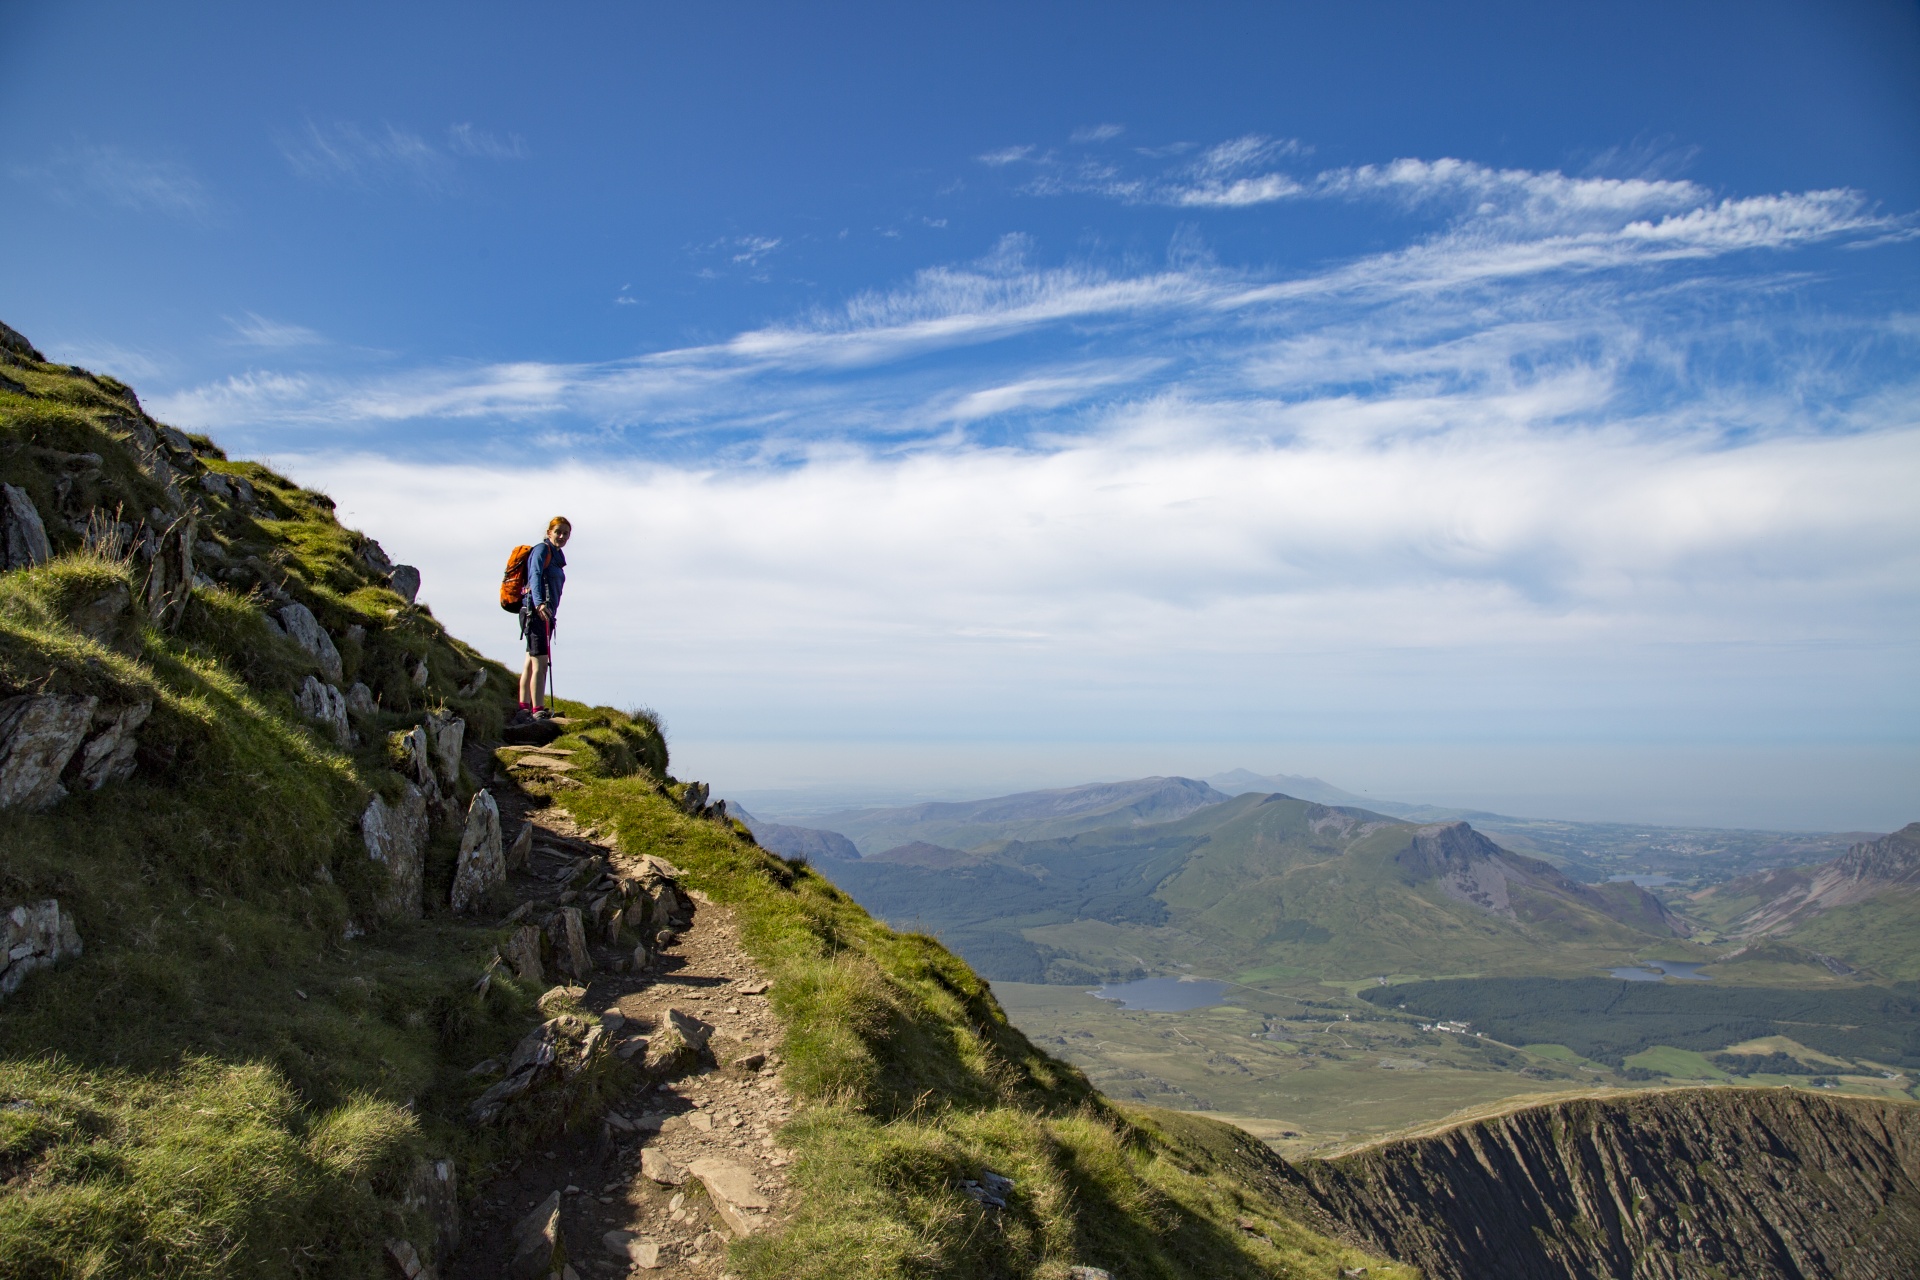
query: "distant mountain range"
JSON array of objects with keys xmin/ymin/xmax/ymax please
[
  {"xmin": 816, "ymin": 791, "xmax": 1686, "ymax": 984},
  {"xmin": 1695, "ymin": 823, "xmax": 1920, "ymax": 979},
  {"xmin": 767, "ymin": 775, "xmax": 1231, "ymax": 856},
  {"xmin": 1203, "ymin": 769, "xmax": 1505, "ymax": 822}
]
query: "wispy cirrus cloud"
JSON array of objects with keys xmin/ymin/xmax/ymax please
[
  {"xmin": 12, "ymin": 142, "xmax": 210, "ymax": 218},
  {"xmin": 278, "ymin": 119, "xmax": 526, "ymax": 191},
  {"xmin": 226, "ymin": 312, "xmax": 324, "ymax": 349},
  {"xmin": 446, "ymin": 122, "xmax": 528, "ymax": 160},
  {"xmin": 152, "ymin": 159, "xmax": 1904, "ymax": 448}
]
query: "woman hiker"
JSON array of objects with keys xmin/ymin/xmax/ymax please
[{"xmin": 516, "ymin": 516, "xmax": 570, "ymax": 723}]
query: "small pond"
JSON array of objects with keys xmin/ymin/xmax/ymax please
[
  {"xmin": 1090, "ymin": 977, "xmax": 1232, "ymax": 1011},
  {"xmin": 1608, "ymin": 962, "xmax": 1712, "ymax": 982}
]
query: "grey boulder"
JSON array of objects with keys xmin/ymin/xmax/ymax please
[
  {"xmin": 0, "ymin": 693, "xmax": 98, "ymax": 810},
  {"xmin": 1, "ymin": 483, "xmax": 52, "ymax": 570},
  {"xmin": 277, "ymin": 602, "xmax": 344, "ymax": 684}
]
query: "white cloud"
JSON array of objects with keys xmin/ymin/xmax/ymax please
[
  {"xmin": 1071, "ymin": 124, "xmax": 1125, "ymax": 143},
  {"xmin": 227, "ymin": 312, "xmax": 324, "ymax": 348},
  {"xmin": 978, "ymin": 145, "xmax": 1036, "ymax": 166},
  {"xmin": 730, "ymin": 236, "xmax": 782, "ymax": 265},
  {"xmin": 446, "ymin": 123, "xmax": 528, "ymax": 160},
  {"xmin": 278, "ymin": 119, "xmax": 524, "ymax": 190},
  {"xmin": 14, "ymin": 143, "xmax": 209, "ymax": 218}
]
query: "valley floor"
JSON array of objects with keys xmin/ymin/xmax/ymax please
[{"xmin": 992, "ymin": 978, "xmax": 1920, "ymax": 1156}]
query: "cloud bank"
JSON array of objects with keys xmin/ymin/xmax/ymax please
[{"xmin": 148, "ymin": 147, "xmax": 1919, "ymax": 813}]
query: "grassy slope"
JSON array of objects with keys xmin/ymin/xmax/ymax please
[
  {"xmin": 0, "ymin": 352, "xmax": 637, "ymax": 1275},
  {"xmin": 1, "ymin": 347, "xmax": 1401, "ymax": 1278}
]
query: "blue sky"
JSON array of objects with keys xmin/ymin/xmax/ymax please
[{"xmin": 4, "ymin": 1, "xmax": 1918, "ymax": 828}]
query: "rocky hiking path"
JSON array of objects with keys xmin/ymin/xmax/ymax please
[{"xmin": 445, "ymin": 744, "xmax": 796, "ymax": 1280}]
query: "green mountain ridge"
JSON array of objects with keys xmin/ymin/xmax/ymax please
[
  {"xmin": 786, "ymin": 775, "xmax": 1233, "ymax": 855},
  {"xmin": 824, "ymin": 791, "xmax": 1688, "ymax": 986}
]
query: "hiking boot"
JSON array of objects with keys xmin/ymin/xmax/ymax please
[
  {"xmin": 507, "ymin": 706, "xmax": 534, "ymax": 727},
  {"xmin": 531, "ymin": 707, "xmax": 554, "ymax": 722}
]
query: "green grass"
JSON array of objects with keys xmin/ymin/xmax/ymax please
[{"xmin": 1621, "ymin": 1047, "xmax": 1728, "ymax": 1081}]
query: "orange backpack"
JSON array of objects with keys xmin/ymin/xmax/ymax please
[{"xmin": 500, "ymin": 544, "xmax": 534, "ymax": 612}]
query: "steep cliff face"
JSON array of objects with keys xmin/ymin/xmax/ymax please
[
  {"xmin": 1296, "ymin": 1089, "xmax": 1920, "ymax": 1280},
  {"xmin": 1727, "ymin": 823, "xmax": 1920, "ymax": 936}
]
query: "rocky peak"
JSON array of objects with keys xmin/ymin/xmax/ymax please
[
  {"xmin": 1831, "ymin": 822, "xmax": 1920, "ymax": 887},
  {"xmin": 1394, "ymin": 821, "xmax": 1505, "ymax": 879}
]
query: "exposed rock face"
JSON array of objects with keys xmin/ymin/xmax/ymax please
[
  {"xmin": 142, "ymin": 512, "xmax": 195, "ymax": 628},
  {"xmin": 450, "ymin": 790, "xmax": 504, "ymax": 913},
  {"xmin": 346, "ymin": 682, "xmax": 377, "ymax": 718},
  {"xmin": 424, "ymin": 710, "xmax": 464, "ymax": 789},
  {"xmin": 278, "ymin": 602, "xmax": 344, "ymax": 684},
  {"xmin": 0, "ymin": 693, "xmax": 98, "ymax": 809},
  {"xmin": 1396, "ymin": 821, "xmax": 1686, "ymax": 935},
  {"xmin": 0, "ymin": 319, "xmax": 44, "ymax": 361},
  {"xmin": 503, "ymin": 924, "xmax": 543, "ymax": 983},
  {"xmin": 508, "ymin": 1189, "xmax": 567, "ymax": 1278},
  {"xmin": 362, "ymin": 782, "xmax": 430, "ymax": 919},
  {"xmin": 68, "ymin": 579, "xmax": 133, "ymax": 648},
  {"xmin": 400, "ymin": 1157, "xmax": 460, "ymax": 1264},
  {"xmin": 1295, "ymin": 1088, "xmax": 1920, "ymax": 1280},
  {"xmin": 73, "ymin": 699, "xmax": 150, "ymax": 790},
  {"xmin": 389, "ymin": 565, "xmax": 421, "ymax": 604},
  {"xmin": 1729, "ymin": 822, "xmax": 1920, "ymax": 936},
  {"xmin": 0, "ymin": 899, "xmax": 83, "ymax": 998},
  {"xmin": 295, "ymin": 675, "xmax": 351, "ymax": 747},
  {"xmin": 469, "ymin": 1011, "xmax": 611, "ymax": 1128},
  {"xmin": 548, "ymin": 906, "xmax": 592, "ymax": 982},
  {"xmin": 400, "ymin": 724, "xmax": 436, "ymax": 793},
  {"xmin": 1, "ymin": 483, "xmax": 52, "ymax": 570}
]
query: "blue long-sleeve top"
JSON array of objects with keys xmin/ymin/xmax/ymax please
[{"xmin": 527, "ymin": 540, "xmax": 566, "ymax": 613}]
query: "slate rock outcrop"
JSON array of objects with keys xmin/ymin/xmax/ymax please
[
  {"xmin": 362, "ymin": 782, "xmax": 431, "ymax": 919},
  {"xmin": 1, "ymin": 482, "xmax": 52, "ymax": 570},
  {"xmin": 0, "ymin": 693, "xmax": 152, "ymax": 809},
  {"xmin": 451, "ymin": 790, "xmax": 505, "ymax": 913},
  {"xmin": 1294, "ymin": 1088, "xmax": 1920, "ymax": 1280},
  {"xmin": 0, "ymin": 899, "xmax": 83, "ymax": 999}
]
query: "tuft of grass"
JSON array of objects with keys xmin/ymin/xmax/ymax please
[{"xmin": 0, "ymin": 1057, "xmax": 419, "ymax": 1278}]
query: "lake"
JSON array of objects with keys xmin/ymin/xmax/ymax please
[
  {"xmin": 1609, "ymin": 962, "xmax": 1712, "ymax": 982},
  {"xmin": 1607, "ymin": 873, "xmax": 1679, "ymax": 887},
  {"xmin": 1090, "ymin": 976, "xmax": 1232, "ymax": 1011}
]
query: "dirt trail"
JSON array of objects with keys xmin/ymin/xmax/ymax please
[{"xmin": 448, "ymin": 763, "xmax": 797, "ymax": 1279}]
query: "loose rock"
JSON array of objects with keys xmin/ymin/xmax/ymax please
[
  {"xmin": 362, "ymin": 782, "xmax": 430, "ymax": 919},
  {"xmin": 296, "ymin": 676, "xmax": 351, "ymax": 748},
  {"xmin": 424, "ymin": 710, "xmax": 464, "ymax": 789},
  {"xmin": 0, "ymin": 693, "xmax": 98, "ymax": 810},
  {"xmin": 0, "ymin": 483, "xmax": 52, "ymax": 570},
  {"xmin": 277, "ymin": 601, "xmax": 344, "ymax": 684},
  {"xmin": 389, "ymin": 564, "xmax": 421, "ymax": 604},
  {"xmin": 450, "ymin": 790, "xmax": 505, "ymax": 913},
  {"xmin": 0, "ymin": 899, "xmax": 83, "ymax": 999}
]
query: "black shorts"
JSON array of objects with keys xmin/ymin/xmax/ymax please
[{"xmin": 522, "ymin": 608, "xmax": 551, "ymax": 657}]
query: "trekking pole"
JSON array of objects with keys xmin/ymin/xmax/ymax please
[{"xmin": 545, "ymin": 613, "xmax": 555, "ymax": 711}]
